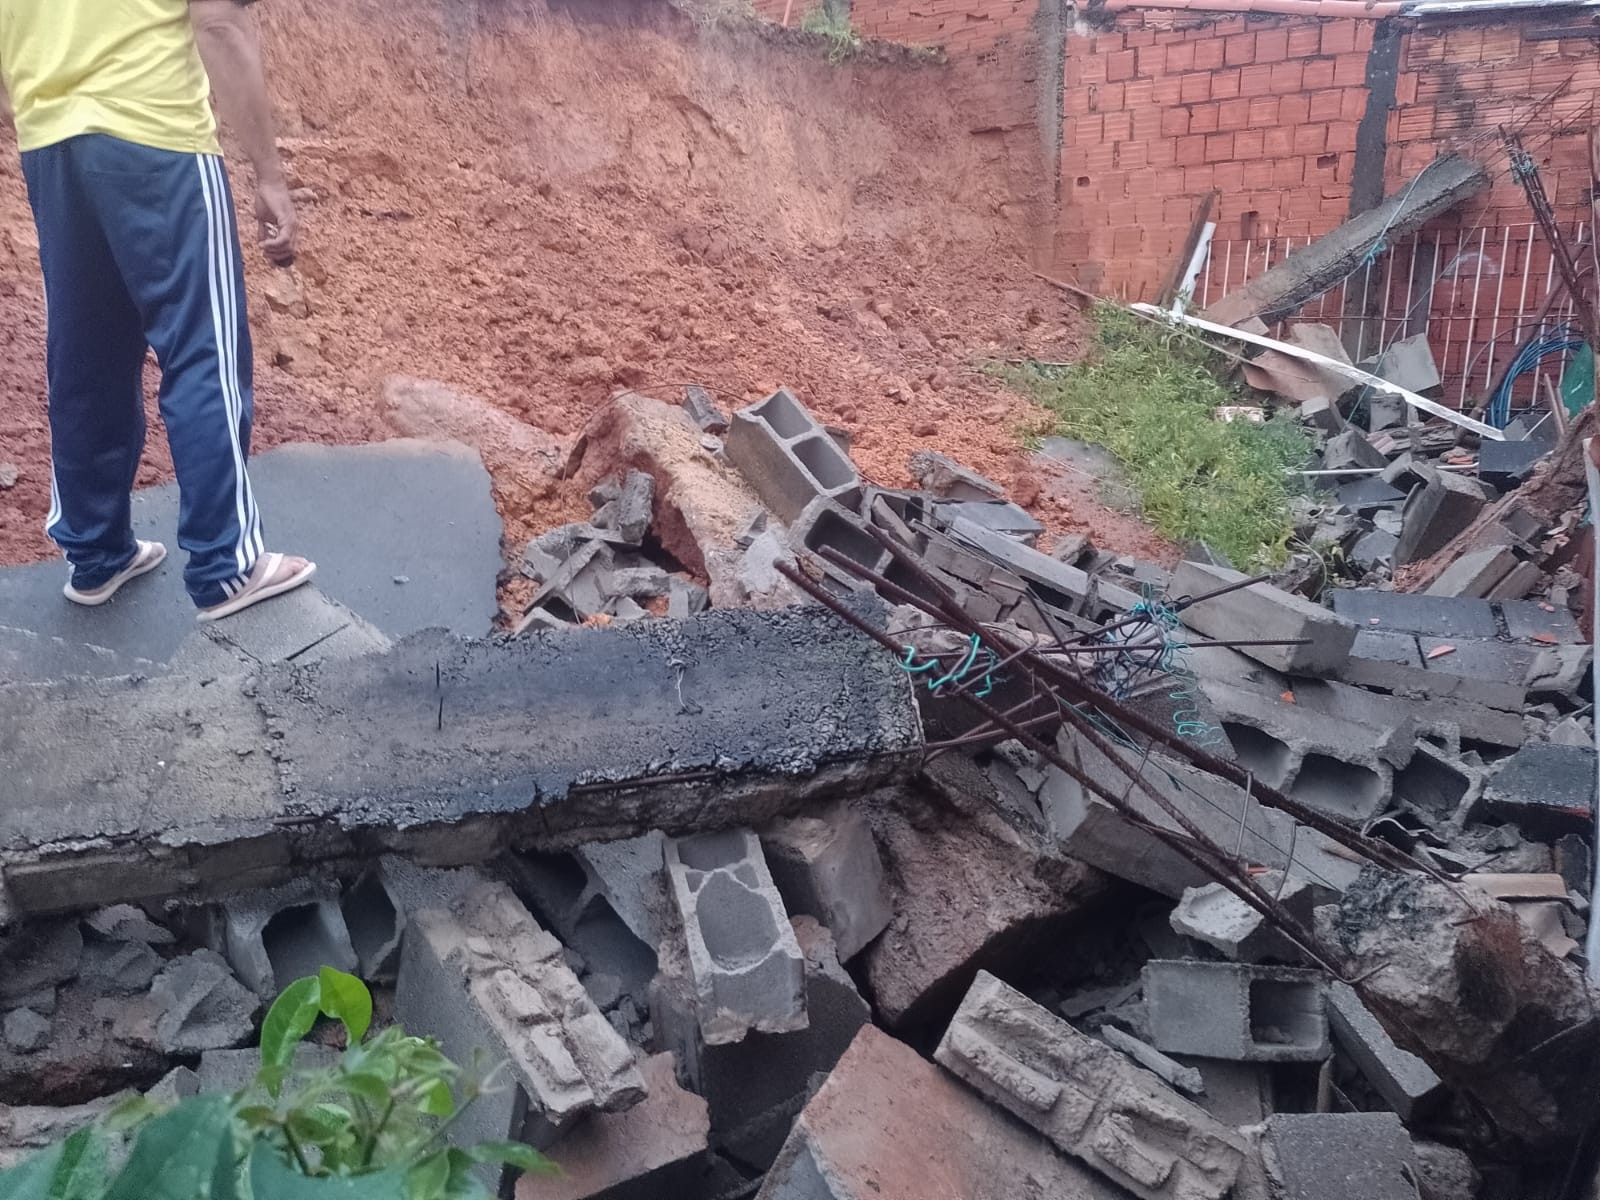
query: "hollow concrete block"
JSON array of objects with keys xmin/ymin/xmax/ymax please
[
  {"xmin": 1172, "ymin": 561, "xmax": 1357, "ymax": 676},
  {"xmin": 726, "ymin": 389, "xmax": 862, "ymax": 523},
  {"xmin": 1326, "ymin": 982, "xmax": 1443, "ymax": 1121},
  {"xmin": 760, "ymin": 804, "xmax": 893, "ymax": 961},
  {"xmin": 934, "ymin": 971, "xmax": 1258, "ymax": 1200},
  {"xmin": 221, "ymin": 878, "xmax": 359, "ymax": 999},
  {"xmin": 1262, "ymin": 1113, "xmax": 1418, "ymax": 1200},
  {"xmin": 1169, "ymin": 872, "xmax": 1313, "ymax": 964},
  {"xmin": 665, "ymin": 830, "xmax": 807, "ymax": 1045},
  {"xmin": 396, "ymin": 880, "xmax": 645, "ymax": 1183},
  {"xmin": 1144, "ymin": 960, "xmax": 1329, "ymax": 1064}
]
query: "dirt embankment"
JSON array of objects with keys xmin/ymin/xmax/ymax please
[{"xmin": 0, "ymin": 0, "xmax": 1173, "ymax": 568}]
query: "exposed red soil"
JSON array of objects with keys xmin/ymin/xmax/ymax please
[{"xmin": 0, "ymin": 0, "xmax": 1175, "ymax": 574}]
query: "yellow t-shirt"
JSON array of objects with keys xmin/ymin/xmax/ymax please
[{"xmin": 0, "ymin": 0, "xmax": 220, "ymax": 155}]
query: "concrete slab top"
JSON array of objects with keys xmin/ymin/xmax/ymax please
[
  {"xmin": 0, "ymin": 604, "xmax": 922, "ymax": 915},
  {"xmin": 0, "ymin": 440, "xmax": 501, "ymax": 682}
]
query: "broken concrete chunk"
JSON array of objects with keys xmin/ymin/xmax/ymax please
[
  {"xmin": 1144, "ymin": 960, "xmax": 1329, "ymax": 1063},
  {"xmin": 1263, "ymin": 1113, "xmax": 1418, "ymax": 1200},
  {"xmin": 1170, "ymin": 872, "xmax": 1312, "ymax": 963},
  {"xmin": 398, "ymin": 880, "xmax": 644, "ymax": 1161},
  {"xmin": 2, "ymin": 1010, "xmax": 50, "ymax": 1055},
  {"xmin": 0, "ymin": 1097, "xmax": 121, "ymax": 1170},
  {"xmin": 616, "ymin": 470, "xmax": 655, "ymax": 545},
  {"xmin": 665, "ymin": 830, "xmax": 807, "ymax": 1045},
  {"xmin": 1172, "ymin": 561, "xmax": 1357, "ymax": 675},
  {"xmin": 1484, "ymin": 743, "xmax": 1596, "ymax": 837},
  {"xmin": 1299, "ymin": 397, "xmax": 1342, "ymax": 434},
  {"xmin": 934, "ymin": 971, "xmax": 1256, "ymax": 1200},
  {"xmin": 515, "ymin": 1052, "xmax": 710, "ymax": 1200},
  {"xmin": 1326, "ymin": 982, "xmax": 1442, "ymax": 1121},
  {"xmin": 1395, "ymin": 468, "xmax": 1494, "ymax": 566},
  {"xmin": 0, "ymin": 922, "xmax": 82, "ymax": 1005},
  {"xmin": 1323, "ymin": 428, "xmax": 1387, "ymax": 471},
  {"xmin": 906, "ymin": 449, "xmax": 1005, "ymax": 502},
  {"xmin": 683, "ymin": 384, "xmax": 730, "ymax": 435},
  {"xmin": 80, "ymin": 939, "xmax": 163, "ymax": 995},
  {"xmin": 1370, "ymin": 332, "xmax": 1442, "ymax": 394},
  {"xmin": 221, "ymin": 877, "xmax": 359, "ymax": 999},
  {"xmin": 1412, "ymin": 1141, "xmax": 1481, "ymax": 1200},
  {"xmin": 666, "ymin": 577, "xmax": 709, "ymax": 619},
  {"xmin": 1324, "ymin": 871, "xmax": 1598, "ymax": 1145},
  {"xmin": 149, "ymin": 949, "xmax": 260, "ymax": 1055},
  {"xmin": 760, "ymin": 803, "xmax": 892, "ymax": 962},
  {"xmin": 84, "ymin": 905, "xmax": 174, "ymax": 946},
  {"xmin": 758, "ymin": 1024, "xmax": 1132, "ymax": 1200},
  {"xmin": 1098, "ymin": 1025, "xmax": 1205, "ymax": 1096},
  {"xmin": 605, "ymin": 565, "xmax": 670, "ymax": 599},
  {"xmin": 1478, "ymin": 437, "xmax": 1548, "ymax": 490}
]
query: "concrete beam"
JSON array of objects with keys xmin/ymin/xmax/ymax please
[
  {"xmin": 0, "ymin": 607, "xmax": 921, "ymax": 916},
  {"xmin": 1202, "ymin": 155, "xmax": 1490, "ymax": 327}
]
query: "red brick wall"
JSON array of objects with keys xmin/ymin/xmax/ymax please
[
  {"xmin": 1057, "ymin": 11, "xmax": 1380, "ymax": 299},
  {"xmin": 1055, "ymin": 8, "xmax": 1600, "ymax": 321}
]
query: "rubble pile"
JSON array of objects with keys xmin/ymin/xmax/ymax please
[{"xmin": 2, "ymin": 380, "xmax": 1599, "ymax": 1200}]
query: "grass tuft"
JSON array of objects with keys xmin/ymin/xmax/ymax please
[
  {"xmin": 998, "ymin": 304, "xmax": 1314, "ymax": 570},
  {"xmin": 799, "ymin": 5, "xmax": 865, "ymax": 62}
]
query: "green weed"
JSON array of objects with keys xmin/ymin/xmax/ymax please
[
  {"xmin": 799, "ymin": 5, "xmax": 865, "ymax": 62},
  {"xmin": 999, "ymin": 304, "xmax": 1313, "ymax": 570}
]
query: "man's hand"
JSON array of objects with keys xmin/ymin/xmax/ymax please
[
  {"xmin": 255, "ymin": 177, "xmax": 298, "ymax": 266},
  {"xmin": 191, "ymin": 1, "xmax": 296, "ymax": 266}
]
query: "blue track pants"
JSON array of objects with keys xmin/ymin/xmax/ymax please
[{"xmin": 22, "ymin": 133, "xmax": 262, "ymax": 609}]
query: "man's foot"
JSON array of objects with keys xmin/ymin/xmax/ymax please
[
  {"xmin": 63, "ymin": 540, "xmax": 168, "ymax": 607},
  {"xmin": 197, "ymin": 552, "xmax": 317, "ymax": 623}
]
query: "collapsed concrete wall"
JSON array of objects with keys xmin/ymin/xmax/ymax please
[{"xmin": 0, "ymin": 606, "xmax": 922, "ymax": 917}]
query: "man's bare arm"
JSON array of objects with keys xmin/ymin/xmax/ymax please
[{"xmin": 189, "ymin": 0, "xmax": 297, "ymax": 264}]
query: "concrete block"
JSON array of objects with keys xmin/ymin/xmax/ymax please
[
  {"xmin": 932, "ymin": 499, "xmax": 1044, "ymax": 541},
  {"xmin": 1395, "ymin": 468, "xmax": 1493, "ymax": 566},
  {"xmin": 758, "ymin": 1024, "xmax": 1130, "ymax": 1200},
  {"xmin": 665, "ymin": 830, "xmax": 807, "ymax": 1045},
  {"xmin": 604, "ymin": 565, "xmax": 670, "ymax": 600},
  {"xmin": 907, "ymin": 449, "xmax": 1005, "ymax": 502},
  {"xmin": 1324, "ymin": 429, "xmax": 1387, "ymax": 471},
  {"xmin": 1144, "ymin": 960, "xmax": 1329, "ymax": 1063},
  {"xmin": 1424, "ymin": 547, "xmax": 1517, "ymax": 599},
  {"xmin": 1202, "ymin": 679, "xmax": 1405, "ymax": 824},
  {"xmin": 149, "ymin": 949, "xmax": 260, "ymax": 1055},
  {"xmin": 1330, "ymin": 589, "xmax": 1499, "ymax": 638},
  {"xmin": 1478, "ymin": 437, "xmax": 1548, "ymax": 490},
  {"xmin": 1371, "ymin": 332, "xmax": 1441, "ymax": 394},
  {"xmin": 197, "ymin": 1045, "xmax": 339, "ymax": 1094},
  {"xmin": 947, "ymin": 516, "xmax": 1140, "ymax": 620},
  {"xmin": 1335, "ymin": 476, "xmax": 1406, "ymax": 514},
  {"xmin": 760, "ymin": 804, "xmax": 892, "ymax": 962},
  {"xmin": 3, "ymin": 1010, "xmax": 50, "ymax": 1054},
  {"xmin": 1484, "ymin": 559, "xmax": 1543, "ymax": 602},
  {"xmin": 683, "ymin": 384, "xmax": 730, "ymax": 435},
  {"xmin": 935, "ymin": 972, "xmax": 1256, "ymax": 1200},
  {"xmin": 1043, "ymin": 729, "xmax": 1362, "ymax": 902},
  {"xmin": 342, "ymin": 869, "xmax": 406, "ymax": 984},
  {"xmin": 1262, "ymin": 1113, "xmax": 1418, "ymax": 1200},
  {"xmin": 0, "ymin": 921, "xmax": 82, "ymax": 1006},
  {"xmin": 654, "ymin": 918, "xmax": 869, "ymax": 1172},
  {"xmin": 1172, "ymin": 561, "xmax": 1357, "ymax": 676},
  {"xmin": 666, "ymin": 577, "xmax": 709, "ymax": 619},
  {"xmin": 1170, "ymin": 872, "xmax": 1313, "ymax": 963},
  {"xmin": 222, "ymin": 878, "xmax": 359, "ymax": 999},
  {"xmin": 516, "ymin": 1052, "xmax": 710, "ymax": 1200},
  {"xmin": 1348, "ymin": 528, "xmax": 1398, "ymax": 572},
  {"xmin": 0, "ymin": 1098, "xmax": 122, "ymax": 1170},
  {"xmin": 1300, "ymin": 397, "xmax": 1341, "ymax": 434},
  {"xmin": 1501, "ymin": 599, "xmax": 1583, "ymax": 644},
  {"xmin": 1392, "ymin": 740, "xmax": 1481, "ymax": 822},
  {"xmin": 616, "ymin": 470, "xmax": 654, "ymax": 544},
  {"xmin": 1527, "ymin": 642, "xmax": 1595, "ymax": 701},
  {"xmin": 1327, "ymin": 982, "xmax": 1443, "ymax": 1120},
  {"xmin": 1340, "ymin": 628, "xmax": 1527, "ymax": 715},
  {"xmin": 397, "ymin": 881, "xmax": 645, "ymax": 1153},
  {"xmin": 788, "ymin": 497, "xmax": 888, "ymax": 585},
  {"xmin": 1367, "ymin": 392, "xmax": 1406, "ymax": 432},
  {"xmin": 1484, "ymin": 743, "xmax": 1597, "ymax": 837},
  {"xmin": 726, "ymin": 389, "xmax": 862, "ymax": 523},
  {"xmin": 573, "ymin": 833, "xmax": 671, "ymax": 949}
]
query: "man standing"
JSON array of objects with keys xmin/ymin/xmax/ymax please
[{"xmin": 0, "ymin": 0, "xmax": 314, "ymax": 619}]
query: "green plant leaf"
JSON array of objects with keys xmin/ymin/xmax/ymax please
[
  {"xmin": 247, "ymin": 1143, "xmax": 408, "ymax": 1200},
  {"xmin": 341, "ymin": 1073, "xmax": 391, "ymax": 1110},
  {"xmin": 418, "ymin": 1080, "xmax": 454, "ymax": 1119},
  {"xmin": 467, "ymin": 1142, "xmax": 559, "ymax": 1176},
  {"xmin": 406, "ymin": 1152, "xmax": 451, "ymax": 1200},
  {"xmin": 317, "ymin": 969, "xmax": 373, "ymax": 1047},
  {"xmin": 441, "ymin": 1151, "xmax": 493, "ymax": 1200},
  {"xmin": 287, "ymin": 1103, "xmax": 353, "ymax": 1146},
  {"xmin": 103, "ymin": 1095, "xmax": 237, "ymax": 1200},
  {"xmin": 0, "ymin": 1127, "xmax": 106, "ymax": 1200},
  {"xmin": 260, "ymin": 977, "xmax": 323, "ymax": 1080},
  {"xmin": 103, "ymin": 1095, "xmax": 161, "ymax": 1134}
]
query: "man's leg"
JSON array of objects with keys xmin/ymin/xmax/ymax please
[
  {"xmin": 21, "ymin": 141, "xmax": 152, "ymax": 590},
  {"xmin": 74, "ymin": 135, "xmax": 262, "ymax": 608}
]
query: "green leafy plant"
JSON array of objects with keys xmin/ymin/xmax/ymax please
[
  {"xmin": 799, "ymin": 4, "xmax": 864, "ymax": 63},
  {"xmin": 997, "ymin": 303, "xmax": 1314, "ymax": 570},
  {"xmin": 0, "ymin": 968, "xmax": 556, "ymax": 1200}
]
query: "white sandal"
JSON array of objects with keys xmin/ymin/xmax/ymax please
[
  {"xmin": 198, "ymin": 552, "xmax": 317, "ymax": 623},
  {"xmin": 63, "ymin": 540, "xmax": 167, "ymax": 607}
]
